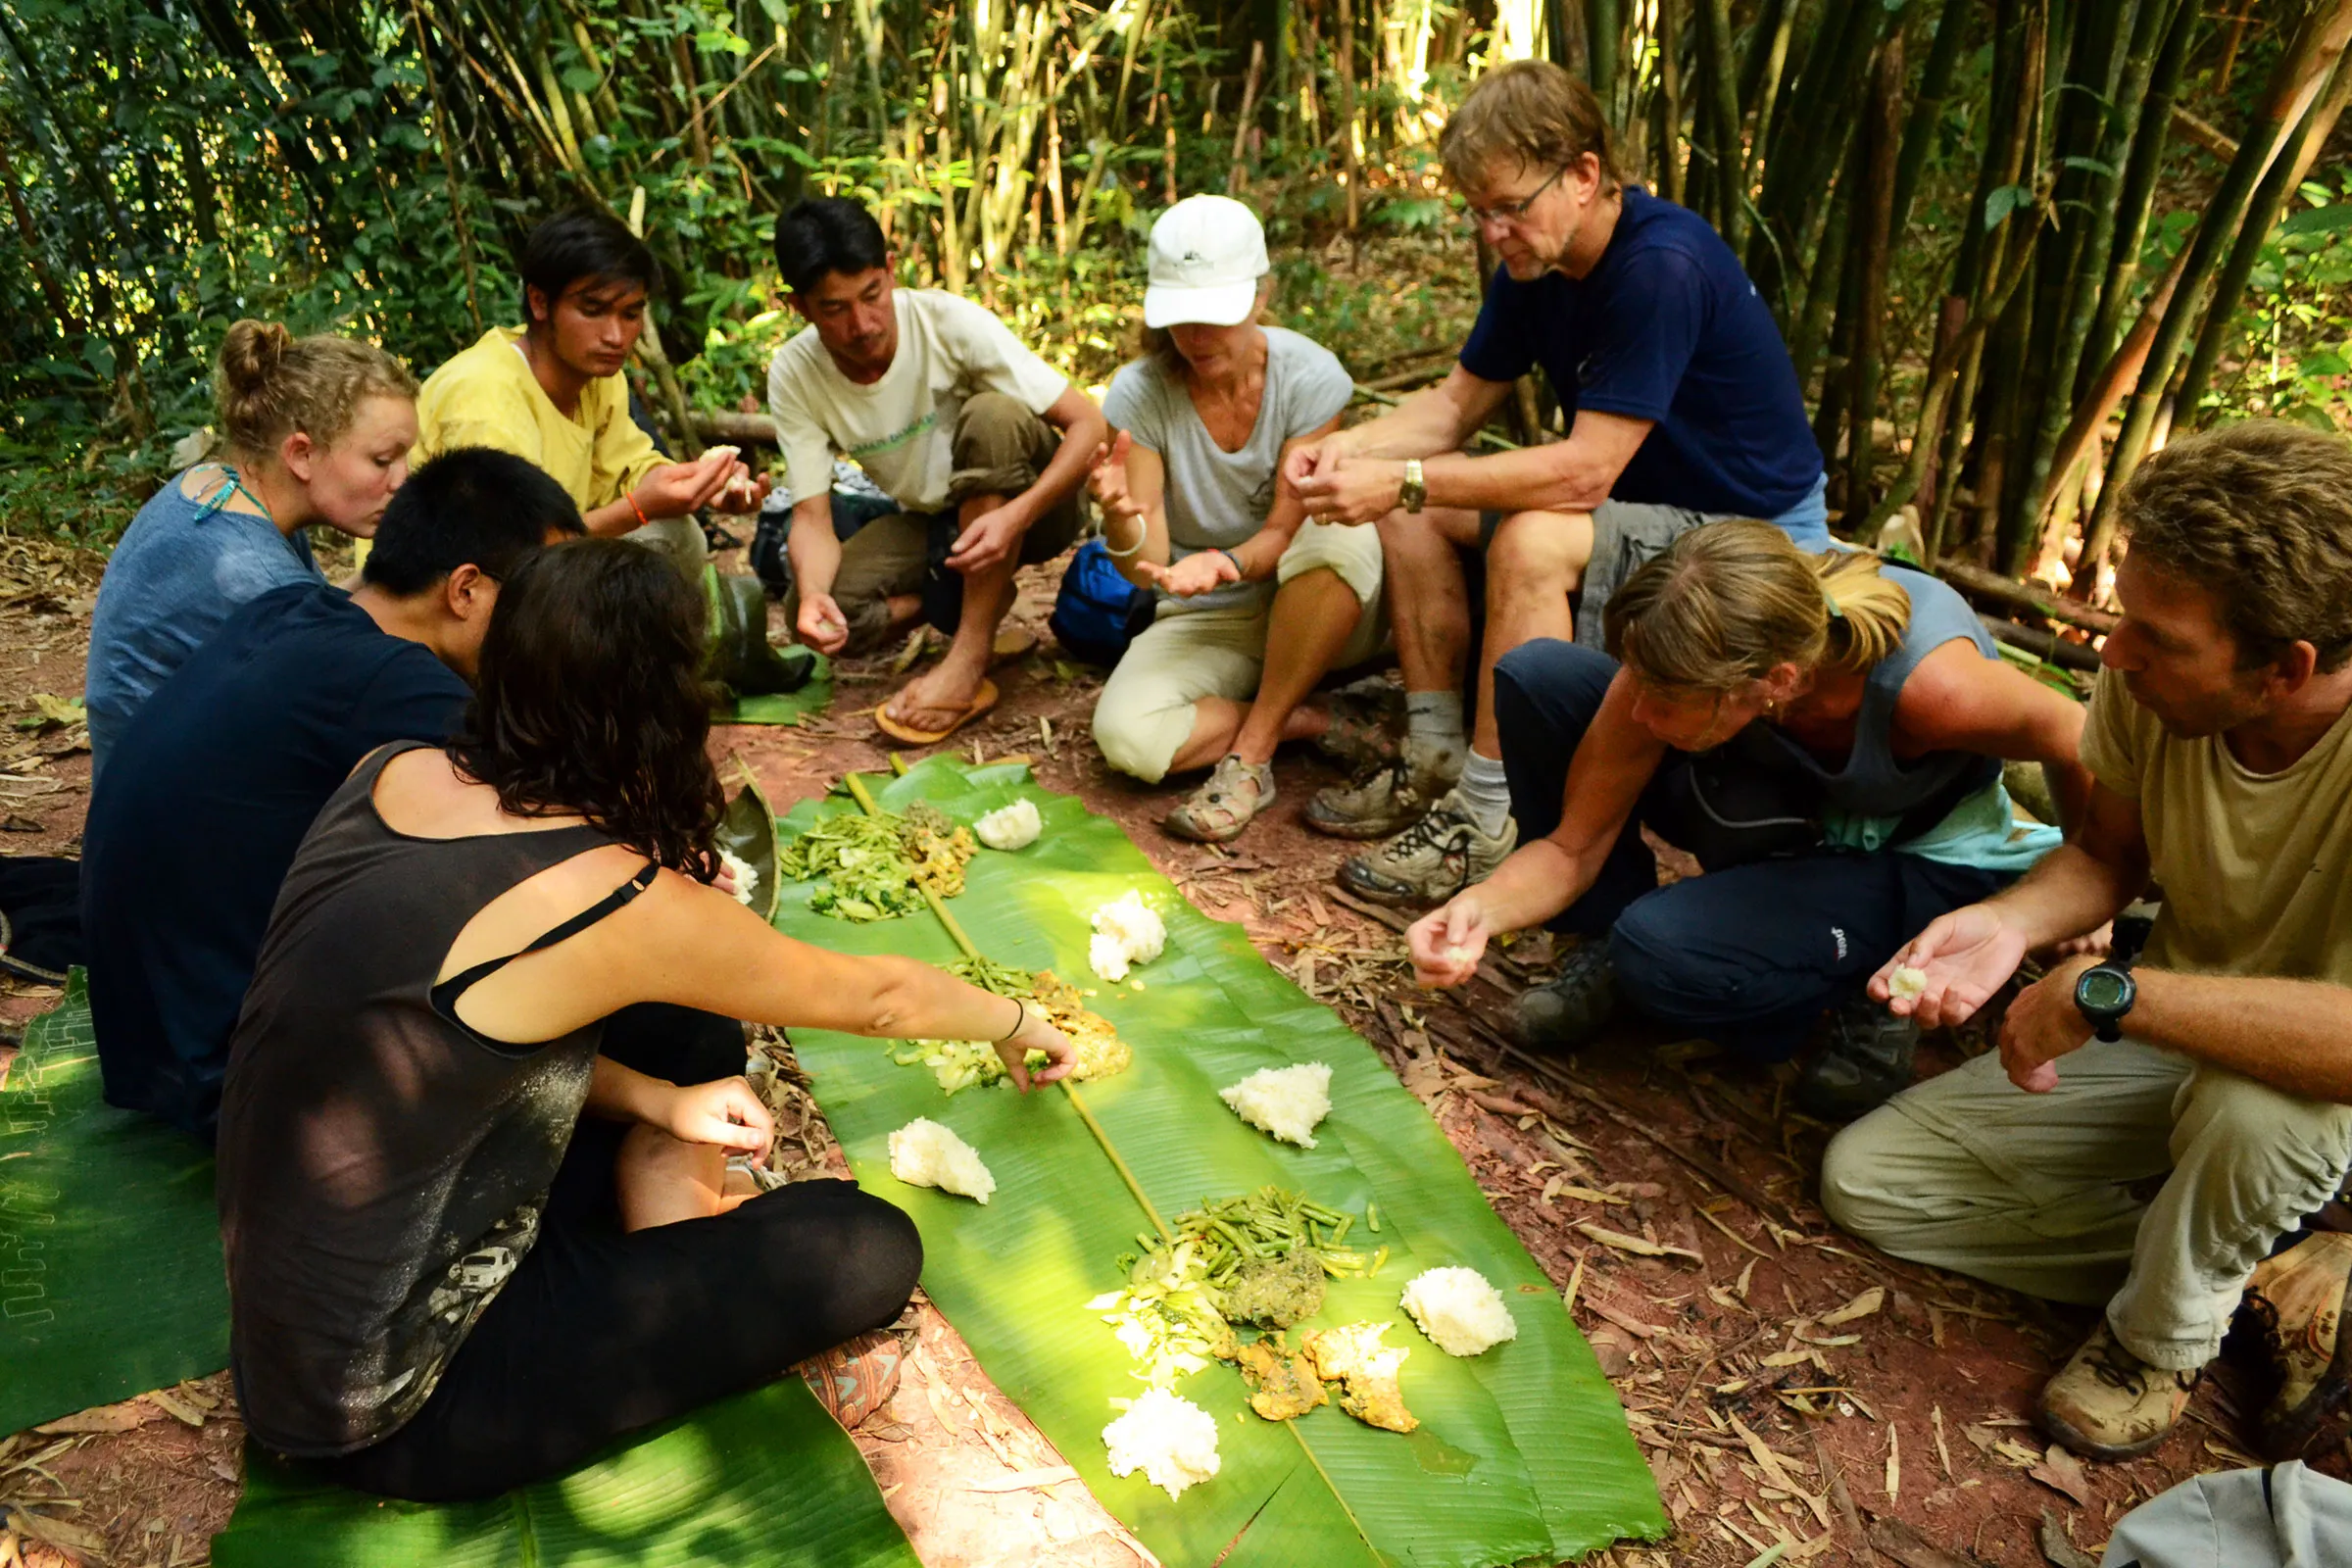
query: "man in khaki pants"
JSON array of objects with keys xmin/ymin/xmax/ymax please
[{"xmin": 1822, "ymin": 419, "xmax": 2352, "ymax": 1463}]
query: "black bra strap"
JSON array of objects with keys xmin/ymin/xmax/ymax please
[{"xmin": 429, "ymin": 860, "xmax": 661, "ymax": 1023}]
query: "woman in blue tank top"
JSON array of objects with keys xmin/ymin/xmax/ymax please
[{"xmin": 1405, "ymin": 520, "xmax": 2092, "ymax": 1120}]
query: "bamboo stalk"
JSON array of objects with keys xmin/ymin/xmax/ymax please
[
  {"xmin": 1228, "ymin": 39, "xmax": 1264, "ymax": 193},
  {"xmin": 1844, "ymin": 29, "xmax": 1902, "ymax": 518},
  {"xmin": 1695, "ymin": 0, "xmax": 1741, "ymax": 248},
  {"xmin": 2075, "ymin": 0, "xmax": 2352, "ymax": 592},
  {"xmin": 1655, "ymin": 0, "xmax": 1685, "ymax": 205},
  {"xmin": 408, "ymin": 0, "xmax": 485, "ymax": 336}
]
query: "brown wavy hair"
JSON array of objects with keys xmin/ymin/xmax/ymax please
[
  {"xmin": 1439, "ymin": 60, "xmax": 1622, "ymax": 195},
  {"xmin": 214, "ymin": 319, "xmax": 416, "ymax": 462},
  {"xmin": 1603, "ymin": 520, "xmax": 1912, "ymax": 696},
  {"xmin": 447, "ymin": 539, "xmax": 723, "ymax": 874}
]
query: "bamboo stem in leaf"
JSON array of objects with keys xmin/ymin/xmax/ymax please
[
  {"xmin": 1654, "ymin": 0, "xmax": 1686, "ymax": 204},
  {"xmin": 839, "ymin": 767, "xmax": 1172, "ymax": 1244},
  {"xmin": 2173, "ymin": 56, "xmax": 2352, "ymax": 423},
  {"xmin": 2075, "ymin": 0, "xmax": 2352, "ymax": 593},
  {"xmin": 1586, "ymin": 0, "xmax": 1621, "ymax": 98}
]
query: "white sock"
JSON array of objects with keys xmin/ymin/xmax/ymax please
[
  {"xmin": 1405, "ymin": 691, "xmax": 1465, "ymax": 752},
  {"xmin": 1454, "ymin": 751, "xmax": 1511, "ymax": 836}
]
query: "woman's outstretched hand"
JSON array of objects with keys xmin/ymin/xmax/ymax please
[
  {"xmin": 999, "ymin": 1012, "xmax": 1078, "ymax": 1094},
  {"xmin": 1408, "ymin": 895, "xmax": 1490, "ymax": 989},
  {"xmin": 1139, "ymin": 549, "xmax": 1240, "ymax": 598},
  {"xmin": 661, "ymin": 1076, "xmax": 775, "ymax": 1158},
  {"xmin": 1088, "ymin": 432, "xmax": 1147, "ymax": 542}
]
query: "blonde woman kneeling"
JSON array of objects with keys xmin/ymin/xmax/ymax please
[
  {"xmin": 1410, "ymin": 521, "xmax": 2090, "ymax": 1120},
  {"xmin": 1087, "ymin": 196, "xmax": 1385, "ymax": 843}
]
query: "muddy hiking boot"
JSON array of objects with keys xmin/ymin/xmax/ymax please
[
  {"xmin": 1306, "ymin": 737, "xmax": 1466, "ymax": 841},
  {"xmin": 1795, "ymin": 993, "xmax": 1924, "ymax": 1122},
  {"xmin": 1164, "ymin": 755, "xmax": 1275, "ymax": 845},
  {"xmin": 1336, "ymin": 788, "xmax": 1515, "ymax": 906},
  {"xmin": 2039, "ymin": 1320, "xmax": 2200, "ymax": 1459},
  {"xmin": 1515, "ymin": 941, "xmax": 1619, "ymax": 1051},
  {"xmin": 2245, "ymin": 1232, "xmax": 2352, "ymax": 1460}
]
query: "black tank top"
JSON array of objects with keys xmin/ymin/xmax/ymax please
[{"xmin": 216, "ymin": 740, "xmax": 655, "ymax": 1457}]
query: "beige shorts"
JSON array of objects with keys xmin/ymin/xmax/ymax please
[{"xmin": 1091, "ymin": 520, "xmax": 1388, "ymax": 782}]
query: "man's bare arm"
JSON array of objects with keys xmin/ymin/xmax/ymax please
[{"xmin": 2115, "ymin": 971, "xmax": 2352, "ymax": 1102}]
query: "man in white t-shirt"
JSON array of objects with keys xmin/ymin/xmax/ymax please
[{"xmin": 768, "ymin": 198, "xmax": 1106, "ymax": 740}]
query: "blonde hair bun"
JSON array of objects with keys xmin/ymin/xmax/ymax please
[{"xmin": 211, "ymin": 321, "xmax": 416, "ymax": 463}]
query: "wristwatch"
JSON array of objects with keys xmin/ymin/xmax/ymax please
[
  {"xmin": 2074, "ymin": 907, "xmax": 2157, "ymax": 1042},
  {"xmin": 1398, "ymin": 459, "xmax": 1427, "ymax": 514}
]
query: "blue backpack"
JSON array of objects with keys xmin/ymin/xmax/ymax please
[{"xmin": 1049, "ymin": 539, "xmax": 1154, "ymax": 666}]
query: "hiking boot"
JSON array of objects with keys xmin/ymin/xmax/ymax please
[
  {"xmin": 1305, "ymin": 738, "xmax": 1465, "ymax": 841},
  {"xmin": 1165, "ymin": 755, "xmax": 1276, "ymax": 845},
  {"xmin": 2038, "ymin": 1320, "xmax": 2199, "ymax": 1459},
  {"xmin": 1516, "ymin": 941, "xmax": 1618, "ymax": 1051},
  {"xmin": 1336, "ymin": 789, "xmax": 1515, "ymax": 907},
  {"xmin": 1794, "ymin": 993, "xmax": 1923, "ymax": 1122},
  {"xmin": 2246, "ymin": 1232, "xmax": 2352, "ymax": 1459}
]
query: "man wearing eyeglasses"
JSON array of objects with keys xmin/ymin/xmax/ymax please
[{"xmin": 1285, "ymin": 60, "xmax": 1829, "ymax": 908}]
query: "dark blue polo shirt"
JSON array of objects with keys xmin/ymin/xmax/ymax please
[{"xmin": 1459, "ymin": 186, "xmax": 1822, "ymax": 518}]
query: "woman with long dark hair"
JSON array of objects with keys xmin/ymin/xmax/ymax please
[{"xmin": 215, "ymin": 539, "xmax": 1075, "ymax": 1502}]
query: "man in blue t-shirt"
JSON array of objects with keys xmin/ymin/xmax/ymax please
[
  {"xmin": 82, "ymin": 448, "xmax": 584, "ymax": 1140},
  {"xmin": 1287, "ymin": 60, "xmax": 1828, "ymax": 906}
]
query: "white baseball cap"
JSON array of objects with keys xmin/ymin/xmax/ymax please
[{"xmin": 1143, "ymin": 195, "xmax": 1270, "ymax": 329}]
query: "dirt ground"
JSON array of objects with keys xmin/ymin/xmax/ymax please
[{"xmin": 1, "ymin": 527, "xmax": 2344, "ymax": 1568}]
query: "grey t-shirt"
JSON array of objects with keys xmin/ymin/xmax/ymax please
[{"xmin": 1102, "ymin": 326, "xmax": 1354, "ymax": 612}]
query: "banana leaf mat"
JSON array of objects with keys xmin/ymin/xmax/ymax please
[
  {"xmin": 212, "ymin": 1378, "xmax": 919, "ymax": 1567},
  {"xmin": 0, "ymin": 970, "xmax": 228, "ymax": 1438},
  {"xmin": 773, "ymin": 756, "xmax": 1668, "ymax": 1567}
]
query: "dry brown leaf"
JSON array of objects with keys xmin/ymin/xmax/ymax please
[
  {"xmin": 35, "ymin": 1399, "xmax": 158, "ymax": 1435},
  {"xmin": 966, "ymin": 1464, "xmax": 1080, "ymax": 1493},
  {"xmin": 1885, "ymin": 1425, "xmax": 1900, "ymax": 1501},
  {"xmin": 1931, "ymin": 1404, "xmax": 1954, "ymax": 1481},
  {"xmin": 2029, "ymin": 1444, "xmax": 2094, "ymax": 1506},
  {"xmin": 1575, "ymin": 1223, "xmax": 1703, "ymax": 1264},
  {"xmin": 143, "ymin": 1388, "xmax": 205, "ymax": 1427},
  {"xmin": 1818, "ymin": 1286, "xmax": 1886, "ymax": 1327}
]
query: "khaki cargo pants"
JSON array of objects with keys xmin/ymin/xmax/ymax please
[
  {"xmin": 786, "ymin": 392, "xmax": 1081, "ymax": 654},
  {"xmin": 1822, "ymin": 1039, "xmax": 2352, "ymax": 1370}
]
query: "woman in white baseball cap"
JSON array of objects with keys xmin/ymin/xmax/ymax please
[{"xmin": 1086, "ymin": 194, "xmax": 1388, "ymax": 843}]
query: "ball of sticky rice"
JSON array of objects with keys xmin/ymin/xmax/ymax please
[
  {"xmin": 1218, "ymin": 1062, "xmax": 1334, "ymax": 1149},
  {"xmin": 975, "ymin": 797, "xmax": 1043, "ymax": 852},
  {"xmin": 1090, "ymin": 889, "xmax": 1166, "ymax": 980},
  {"xmin": 1102, "ymin": 1388, "xmax": 1221, "ymax": 1499},
  {"xmin": 888, "ymin": 1117, "xmax": 996, "ymax": 1203},
  {"xmin": 1887, "ymin": 965, "xmax": 1929, "ymax": 1002},
  {"xmin": 1399, "ymin": 1266, "xmax": 1517, "ymax": 1356}
]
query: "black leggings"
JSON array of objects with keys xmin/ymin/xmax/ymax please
[
  {"xmin": 315, "ymin": 1004, "xmax": 923, "ymax": 1502},
  {"xmin": 1494, "ymin": 640, "xmax": 2008, "ymax": 1063}
]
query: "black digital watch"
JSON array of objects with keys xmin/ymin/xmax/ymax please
[{"xmin": 2074, "ymin": 911, "xmax": 2155, "ymax": 1043}]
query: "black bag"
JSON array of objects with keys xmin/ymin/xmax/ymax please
[{"xmin": 0, "ymin": 856, "xmax": 83, "ymax": 985}]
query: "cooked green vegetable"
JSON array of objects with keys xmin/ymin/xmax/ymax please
[{"xmin": 777, "ymin": 805, "xmax": 976, "ymax": 921}]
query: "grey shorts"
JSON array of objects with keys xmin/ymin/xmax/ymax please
[{"xmin": 1477, "ymin": 501, "xmax": 1712, "ymax": 651}]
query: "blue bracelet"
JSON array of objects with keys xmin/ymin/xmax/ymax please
[{"xmin": 1217, "ymin": 547, "xmax": 1244, "ymax": 577}]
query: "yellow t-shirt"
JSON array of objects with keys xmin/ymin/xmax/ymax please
[
  {"xmin": 2080, "ymin": 668, "xmax": 2352, "ymax": 985},
  {"xmin": 411, "ymin": 327, "xmax": 667, "ymax": 511}
]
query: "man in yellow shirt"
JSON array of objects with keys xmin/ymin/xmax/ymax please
[
  {"xmin": 1823, "ymin": 420, "xmax": 2352, "ymax": 1465},
  {"xmin": 413, "ymin": 211, "xmax": 762, "ymax": 575}
]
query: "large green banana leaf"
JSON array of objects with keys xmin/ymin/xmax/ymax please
[
  {"xmin": 773, "ymin": 757, "xmax": 1666, "ymax": 1566},
  {"xmin": 213, "ymin": 1378, "xmax": 919, "ymax": 1567},
  {"xmin": 0, "ymin": 971, "xmax": 228, "ymax": 1437}
]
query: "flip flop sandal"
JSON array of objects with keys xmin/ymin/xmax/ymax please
[
  {"xmin": 1165, "ymin": 756, "xmax": 1276, "ymax": 844},
  {"xmin": 798, "ymin": 1329, "xmax": 906, "ymax": 1430},
  {"xmin": 874, "ymin": 677, "xmax": 1001, "ymax": 747}
]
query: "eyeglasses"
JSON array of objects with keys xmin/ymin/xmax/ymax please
[{"xmin": 1462, "ymin": 165, "xmax": 1571, "ymax": 230}]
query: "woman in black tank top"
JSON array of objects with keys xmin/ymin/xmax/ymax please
[{"xmin": 216, "ymin": 540, "xmax": 1077, "ymax": 1502}]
